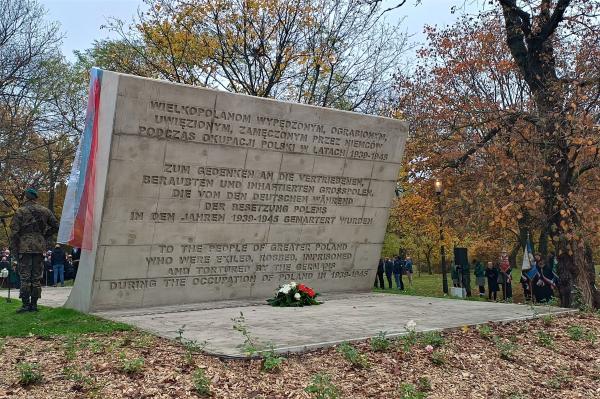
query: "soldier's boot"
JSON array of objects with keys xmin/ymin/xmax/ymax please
[
  {"xmin": 16, "ymin": 296, "xmax": 30, "ymax": 313},
  {"xmin": 29, "ymin": 296, "xmax": 39, "ymax": 312}
]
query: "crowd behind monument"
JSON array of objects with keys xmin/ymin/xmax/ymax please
[
  {"xmin": 376, "ymin": 252, "xmax": 560, "ymax": 303},
  {"xmin": 1, "ymin": 246, "xmax": 80, "ymax": 289}
]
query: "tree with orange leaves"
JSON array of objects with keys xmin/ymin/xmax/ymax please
[{"xmin": 394, "ymin": 1, "xmax": 600, "ymax": 308}]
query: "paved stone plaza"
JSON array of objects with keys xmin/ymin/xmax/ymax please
[{"xmin": 1, "ymin": 287, "xmax": 573, "ymax": 357}]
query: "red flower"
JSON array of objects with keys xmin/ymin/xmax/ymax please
[{"xmin": 298, "ymin": 284, "xmax": 315, "ymax": 298}]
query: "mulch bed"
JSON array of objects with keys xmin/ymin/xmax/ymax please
[{"xmin": 1, "ymin": 313, "xmax": 599, "ymax": 398}]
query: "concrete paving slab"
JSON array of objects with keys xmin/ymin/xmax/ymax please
[
  {"xmin": 1, "ymin": 288, "xmax": 573, "ymax": 357},
  {"xmin": 0, "ymin": 286, "xmax": 71, "ymax": 308}
]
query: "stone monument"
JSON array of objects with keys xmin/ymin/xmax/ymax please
[{"xmin": 58, "ymin": 69, "xmax": 407, "ymax": 312}]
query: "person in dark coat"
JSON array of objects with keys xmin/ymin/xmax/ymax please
[
  {"xmin": 393, "ymin": 255, "xmax": 405, "ymax": 290},
  {"xmin": 71, "ymin": 247, "xmax": 80, "ymax": 277},
  {"xmin": 51, "ymin": 244, "xmax": 67, "ymax": 287},
  {"xmin": 485, "ymin": 261, "xmax": 499, "ymax": 301},
  {"xmin": 43, "ymin": 251, "xmax": 52, "ymax": 286},
  {"xmin": 473, "ymin": 260, "xmax": 485, "ymax": 296},
  {"xmin": 384, "ymin": 257, "xmax": 394, "ymax": 289},
  {"xmin": 520, "ymin": 270, "xmax": 532, "ymax": 301},
  {"xmin": 374, "ymin": 258, "xmax": 385, "ymax": 289},
  {"xmin": 533, "ymin": 254, "xmax": 556, "ymax": 302},
  {"xmin": 405, "ymin": 256, "xmax": 414, "ymax": 287}
]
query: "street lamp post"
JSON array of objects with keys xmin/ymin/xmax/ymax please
[{"xmin": 435, "ymin": 179, "xmax": 449, "ymax": 295}]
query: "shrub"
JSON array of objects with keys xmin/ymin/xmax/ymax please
[
  {"xmin": 398, "ymin": 383, "xmax": 427, "ymax": 399},
  {"xmin": 567, "ymin": 325, "xmax": 584, "ymax": 341},
  {"xmin": 476, "ymin": 324, "xmax": 493, "ymax": 339},
  {"xmin": 119, "ymin": 353, "xmax": 144, "ymax": 375},
  {"xmin": 305, "ymin": 373, "xmax": 340, "ymax": 399},
  {"xmin": 430, "ymin": 351, "xmax": 446, "ymax": 366},
  {"xmin": 494, "ymin": 337, "xmax": 517, "ymax": 361},
  {"xmin": 541, "ymin": 314, "xmax": 554, "ymax": 326},
  {"xmin": 232, "ymin": 312, "xmax": 260, "ymax": 357},
  {"xmin": 192, "ymin": 368, "xmax": 211, "ymax": 396},
  {"xmin": 17, "ymin": 362, "xmax": 43, "ymax": 386},
  {"xmin": 370, "ymin": 331, "xmax": 390, "ymax": 352},
  {"xmin": 337, "ymin": 342, "xmax": 370, "ymax": 369},
  {"xmin": 537, "ymin": 331, "xmax": 554, "ymax": 348},
  {"xmin": 398, "ymin": 330, "xmax": 418, "ymax": 353},
  {"xmin": 420, "ymin": 331, "xmax": 445, "ymax": 348},
  {"xmin": 262, "ymin": 346, "xmax": 285, "ymax": 372}
]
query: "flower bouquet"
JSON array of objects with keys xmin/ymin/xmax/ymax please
[{"xmin": 267, "ymin": 282, "xmax": 321, "ymax": 307}]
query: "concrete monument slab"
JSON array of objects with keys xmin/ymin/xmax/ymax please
[{"xmin": 58, "ymin": 69, "xmax": 407, "ymax": 312}]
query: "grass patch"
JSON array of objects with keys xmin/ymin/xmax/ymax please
[{"xmin": 0, "ymin": 301, "xmax": 132, "ymax": 337}]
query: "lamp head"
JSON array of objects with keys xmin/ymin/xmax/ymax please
[{"xmin": 434, "ymin": 179, "xmax": 442, "ymax": 194}]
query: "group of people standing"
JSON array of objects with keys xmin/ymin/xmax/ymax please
[
  {"xmin": 463, "ymin": 260, "xmax": 513, "ymax": 301},
  {"xmin": 375, "ymin": 255, "xmax": 414, "ymax": 290},
  {"xmin": 373, "ymin": 250, "xmax": 559, "ymax": 304}
]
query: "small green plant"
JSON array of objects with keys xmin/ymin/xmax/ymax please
[
  {"xmin": 494, "ymin": 337, "xmax": 517, "ymax": 361},
  {"xmin": 176, "ymin": 325, "xmax": 186, "ymax": 342},
  {"xmin": 584, "ymin": 330, "xmax": 598, "ymax": 345},
  {"xmin": 537, "ymin": 331, "xmax": 554, "ymax": 348},
  {"xmin": 420, "ymin": 331, "xmax": 445, "ymax": 348},
  {"xmin": 119, "ymin": 352, "xmax": 144, "ymax": 375},
  {"xmin": 63, "ymin": 334, "xmax": 79, "ymax": 361},
  {"xmin": 232, "ymin": 312, "xmax": 261, "ymax": 357},
  {"xmin": 398, "ymin": 383, "xmax": 427, "ymax": 399},
  {"xmin": 17, "ymin": 362, "xmax": 43, "ymax": 386},
  {"xmin": 337, "ymin": 342, "xmax": 370, "ymax": 369},
  {"xmin": 476, "ymin": 324, "xmax": 493, "ymax": 339},
  {"xmin": 567, "ymin": 325, "xmax": 584, "ymax": 341},
  {"xmin": 85, "ymin": 339, "xmax": 104, "ymax": 354},
  {"xmin": 548, "ymin": 371, "xmax": 573, "ymax": 390},
  {"xmin": 417, "ymin": 376, "xmax": 432, "ymax": 392},
  {"xmin": 261, "ymin": 346, "xmax": 285, "ymax": 372},
  {"xmin": 181, "ymin": 338, "xmax": 208, "ymax": 367},
  {"xmin": 134, "ymin": 334, "xmax": 155, "ymax": 348},
  {"xmin": 63, "ymin": 365, "xmax": 94, "ymax": 390},
  {"xmin": 0, "ymin": 337, "xmax": 5, "ymax": 354},
  {"xmin": 370, "ymin": 331, "xmax": 390, "ymax": 352},
  {"xmin": 398, "ymin": 330, "xmax": 418, "ymax": 353},
  {"xmin": 541, "ymin": 314, "xmax": 554, "ymax": 326},
  {"xmin": 430, "ymin": 350, "xmax": 446, "ymax": 366},
  {"xmin": 192, "ymin": 368, "xmax": 211, "ymax": 396},
  {"xmin": 305, "ymin": 373, "xmax": 341, "ymax": 399}
]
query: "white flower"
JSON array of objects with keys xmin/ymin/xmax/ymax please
[
  {"xmin": 294, "ymin": 293, "xmax": 301, "ymax": 300},
  {"xmin": 290, "ymin": 281, "xmax": 297, "ymax": 288},
  {"xmin": 279, "ymin": 284, "xmax": 291, "ymax": 295},
  {"xmin": 405, "ymin": 320, "xmax": 417, "ymax": 331},
  {"xmin": 425, "ymin": 345, "xmax": 434, "ymax": 353}
]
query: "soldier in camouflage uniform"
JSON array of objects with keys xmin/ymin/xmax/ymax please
[{"xmin": 9, "ymin": 188, "xmax": 59, "ymax": 313}]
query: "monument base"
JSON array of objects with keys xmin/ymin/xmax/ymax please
[{"xmin": 0, "ymin": 288, "xmax": 574, "ymax": 357}]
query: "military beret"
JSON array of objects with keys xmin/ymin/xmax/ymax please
[{"xmin": 24, "ymin": 188, "xmax": 38, "ymax": 199}]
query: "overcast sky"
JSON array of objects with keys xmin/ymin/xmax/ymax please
[{"xmin": 39, "ymin": 0, "xmax": 485, "ymax": 61}]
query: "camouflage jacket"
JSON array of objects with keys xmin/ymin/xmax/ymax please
[{"xmin": 9, "ymin": 200, "xmax": 59, "ymax": 254}]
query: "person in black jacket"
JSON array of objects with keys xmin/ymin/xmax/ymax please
[
  {"xmin": 71, "ymin": 247, "xmax": 81, "ymax": 277},
  {"xmin": 393, "ymin": 256, "xmax": 405, "ymax": 290},
  {"xmin": 384, "ymin": 257, "xmax": 394, "ymax": 289},
  {"xmin": 50, "ymin": 244, "xmax": 67, "ymax": 287},
  {"xmin": 485, "ymin": 261, "xmax": 499, "ymax": 301},
  {"xmin": 374, "ymin": 258, "xmax": 385, "ymax": 289}
]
